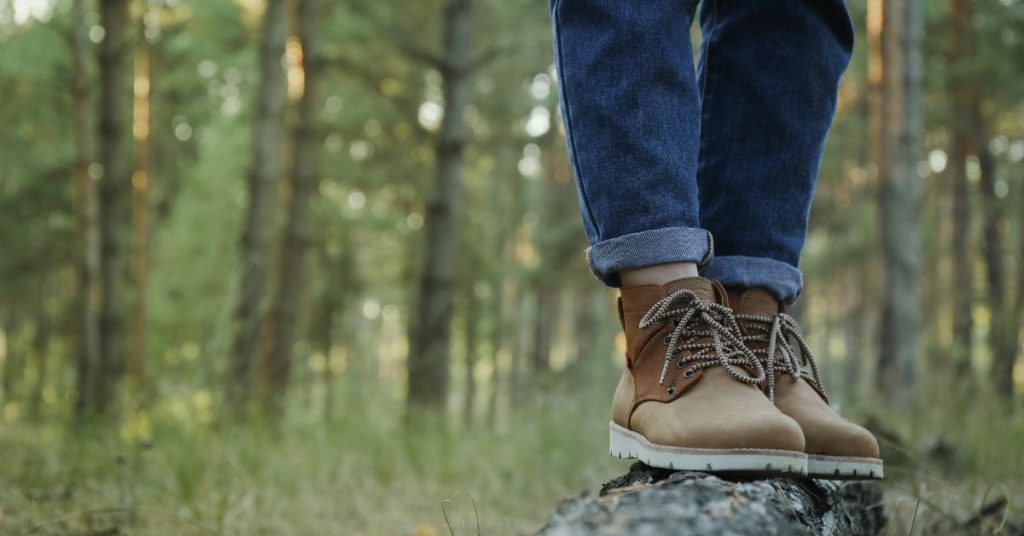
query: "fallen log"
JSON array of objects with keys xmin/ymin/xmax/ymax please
[{"xmin": 539, "ymin": 462, "xmax": 886, "ymax": 535}]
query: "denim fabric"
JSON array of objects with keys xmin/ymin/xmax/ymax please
[
  {"xmin": 550, "ymin": 0, "xmax": 710, "ymax": 287},
  {"xmin": 550, "ymin": 0, "xmax": 854, "ymax": 301}
]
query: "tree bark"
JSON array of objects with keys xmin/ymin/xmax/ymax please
[
  {"xmin": 227, "ymin": 0, "xmax": 287, "ymax": 412},
  {"xmin": 260, "ymin": 0, "xmax": 323, "ymax": 415},
  {"xmin": 540, "ymin": 463, "xmax": 887, "ymax": 535},
  {"xmin": 406, "ymin": 0, "xmax": 474, "ymax": 413},
  {"xmin": 95, "ymin": 0, "xmax": 134, "ymax": 416},
  {"xmin": 71, "ymin": 0, "xmax": 103, "ymax": 422},
  {"xmin": 873, "ymin": 0, "xmax": 923, "ymax": 403}
]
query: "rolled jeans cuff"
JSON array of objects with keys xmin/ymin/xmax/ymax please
[
  {"xmin": 700, "ymin": 255, "xmax": 804, "ymax": 304},
  {"xmin": 586, "ymin": 227, "xmax": 714, "ymax": 287}
]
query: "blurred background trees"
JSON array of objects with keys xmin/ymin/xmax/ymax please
[{"xmin": 0, "ymin": 0, "xmax": 1023, "ymax": 533}]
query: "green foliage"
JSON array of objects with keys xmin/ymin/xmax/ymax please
[{"xmin": 0, "ymin": 0, "xmax": 1023, "ymax": 532}]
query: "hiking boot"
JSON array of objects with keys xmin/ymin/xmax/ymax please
[
  {"xmin": 727, "ymin": 286, "xmax": 883, "ymax": 479},
  {"xmin": 610, "ymin": 277, "xmax": 807, "ymax": 475}
]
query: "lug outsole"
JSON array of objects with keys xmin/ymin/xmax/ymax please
[
  {"xmin": 609, "ymin": 422, "xmax": 808, "ymax": 476},
  {"xmin": 806, "ymin": 454, "xmax": 884, "ymax": 480}
]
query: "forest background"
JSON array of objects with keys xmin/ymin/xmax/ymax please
[{"xmin": 1, "ymin": 0, "xmax": 1023, "ymax": 533}]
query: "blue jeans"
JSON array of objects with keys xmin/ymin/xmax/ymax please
[{"xmin": 550, "ymin": 0, "xmax": 854, "ymax": 302}]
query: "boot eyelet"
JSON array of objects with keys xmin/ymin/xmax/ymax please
[
  {"xmin": 683, "ymin": 370, "xmax": 695, "ymax": 379},
  {"xmin": 676, "ymin": 359, "xmax": 686, "ymax": 369},
  {"xmin": 666, "ymin": 386, "xmax": 676, "ymax": 396},
  {"xmin": 662, "ymin": 335, "xmax": 671, "ymax": 346}
]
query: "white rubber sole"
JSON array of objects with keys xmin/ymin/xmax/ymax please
[
  {"xmin": 807, "ymin": 454, "xmax": 883, "ymax": 479},
  {"xmin": 609, "ymin": 422, "xmax": 808, "ymax": 476}
]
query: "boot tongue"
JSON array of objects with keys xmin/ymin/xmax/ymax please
[
  {"xmin": 663, "ymin": 277, "xmax": 717, "ymax": 303},
  {"xmin": 734, "ymin": 287, "xmax": 782, "ymax": 316}
]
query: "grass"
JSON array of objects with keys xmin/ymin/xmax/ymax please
[
  {"xmin": 871, "ymin": 391, "xmax": 1024, "ymax": 535},
  {"xmin": 0, "ymin": 372, "xmax": 1020, "ymax": 535},
  {"xmin": 0, "ymin": 381, "xmax": 623, "ymax": 535}
]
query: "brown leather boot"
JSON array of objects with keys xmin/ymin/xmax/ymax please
[
  {"xmin": 610, "ymin": 277, "xmax": 807, "ymax": 475},
  {"xmin": 727, "ymin": 286, "xmax": 883, "ymax": 479}
]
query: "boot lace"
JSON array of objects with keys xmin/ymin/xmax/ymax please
[
  {"xmin": 639, "ymin": 289, "xmax": 766, "ymax": 388},
  {"xmin": 734, "ymin": 312, "xmax": 825, "ymax": 401}
]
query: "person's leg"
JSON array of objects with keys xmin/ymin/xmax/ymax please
[
  {"xmin": 550, "ymin": 0, "xmax": 711, "ymax": 287},
  {"xmin": 551, "ymin": 1, "xmax": 808, "ymax": 476},
  {"xmin": 695, "ymin": 0, "xmax": 854, "ymax": 303},
  {"xmin": 693, "ymin": 1, "xmax": 881, "ymax": 479}
]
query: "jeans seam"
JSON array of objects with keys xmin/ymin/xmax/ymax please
[
  {"xmin": 552, "ymin": 0, "xmax": 602, "ymax": 241},
  {"xmin": 701, "ymin": 231, "xmax": 714, "ymax": 266},
  {"xmin": 696, "ymin": 0, "xmax": 719, "ymax": 232},
  {"xmin": 698, "ymin": 0, "xmax": 719, "ymax": 104}
]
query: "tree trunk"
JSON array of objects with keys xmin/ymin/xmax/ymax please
[
  {"xmin": 979, "ymin": 140, "xmax": 1011, "ymax": 396},
  {"xmin": 947, "ymin": 0, "xmax": 976, "ymax": 378},
  {"xmin": 846, "ymin": 265, "xmax": 873, "ymax": 401},
  {"xmin": 259, "ymin": 0, "xmax": 323, "ymax": 415},
  {"xmin": 312, "ymin": 241, "xmax": 351, "ymax": 422},
  {"xmin": 406, "ymin": 0, "xmax": 474, "ymax": 413},
  {"xmin": 486, "ymin": 304, "xmax": 503, "ymax": 424},
  {"xmin": 1007, "ymin": 184, "xmax": 1024, "ymax": 395},
  {"xmin": 227, "ymin": 0, "xmax": 287, "ymax": 412},
  {"xmin": 973, "ymin": 116, "xmax": 1011, "ymax": 398},
  {"xmin": 511, "ymin": 290, "xmax": 533, "ymax": 404},
  {"xmin": 994, "ymin": 170, "xmax": 1024, "ymax": 399},
  {"xmin": 574, "ymin": 288, "xmax": 598, "ymax": 365},
  {"xmin": 486, "ymin": 262, "xmax": 505, "ymax": 426},
  {"xmin": 462, "ymin": 285, "xmax": 478, "ymax": 426},
  {"xmin": 873, "ymin": 0, "xmax": 923, "ymax": 403},
  {"xmin": 130, "ymin": 5, "xmax": 154, "ymax": 399},
  {"xmin": 486, "ymin": 144, "xmax": 516, "ymax": 426},
  {"xmin": 1, "ymin": 312, "xmax": 22, "ymax": 404},
  {"xmin": 948, "ymin": 136, "xmax": 973, "ymax": 372},
  {"xmin": 71, "ymin": 0, "xmax": 103, "ymax": 422},
  {"xmin": 314, "ymin": 289, "xmax": 338, "ymax": 422},
  {"xmin": 29, "ymin": 307, "xmax": 51, "ymax": 421},
  {"xmin": 95, "ymin": 0, "xmax": 134, "ymax": 416},
  {"xmin": 530, "ymin": 287, "xmax": 559, "ymax": 373},
  {"xmin": 540, "ymin": 463, "xmax": 887, "ymax": 535}
]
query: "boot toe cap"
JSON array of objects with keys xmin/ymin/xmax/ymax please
[{"xmin": 804, "ymin": 419, "xmax": 880, "ymax": 458}]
